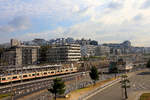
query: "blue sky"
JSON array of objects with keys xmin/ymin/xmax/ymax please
[{"xmin": 0, "ymin": 0, "xmax": 150, "ymax": 46}]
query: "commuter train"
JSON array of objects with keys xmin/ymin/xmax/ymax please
[{"xmin": 0, "ymin": 65, "xmax": 77, "ymax": 84}]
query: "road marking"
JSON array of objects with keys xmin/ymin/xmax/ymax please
[{"xmin": 83, "ymin": 79, "xmax": 121, "ymax": 100}]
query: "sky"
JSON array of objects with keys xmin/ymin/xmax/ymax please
[{"xmin": 0, "ymin": 0, "xmax": 150, "ymax": 47}]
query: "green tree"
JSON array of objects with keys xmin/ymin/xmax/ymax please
[
  {"xmin": 146, "ymin": 59, "xmax": 150, "ymax": 68},
  {"xmin": 120, "ymin": 74, "xmax": 130, "ymax": 99},
  {"xmin": 48, "ymin": 78, "xmax": 65, "ymax": 100},
  {"xmin": 89, "ymin": 66, "xmax": 99, "ymax": 85},
  {"xmin": 109, "ymin": 62, "xmax": 118, "ymax": 73}
]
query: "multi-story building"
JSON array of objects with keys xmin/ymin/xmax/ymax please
[
  {"xmin": 103, "ymin": 41, "xmax": 132, "ymax": 55},
  {"xmin": 32, "ymin": 38, "xmax": 47, "ymax": 46},
  {"xmin": 80, "ymin": 45, "xmax": 97, "ymax": 57},
  {"xmin": 95, "ymin": 45, "xmax": 110, "ymax": 56},
  {"xmin": 3, "ymin": 39, "xmax": 40, "ymax": 66},
  {"xmin": 47, "ymin": 44, "xmax": 81, "ymax": 62},
  {"xmin": 11, "ymin": 39, "xmax": 21, "ymax": 47},
  {"xmin": 75, "ymin": 38, "xmax": 98, "ymax": 46}
]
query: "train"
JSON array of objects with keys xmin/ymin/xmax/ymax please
[{"xmin": 0, "ymin": 65, "xmax": 77, "ymax": 84}]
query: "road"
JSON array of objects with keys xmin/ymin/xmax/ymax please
[{"xmin": 87, "ymin": 69, "xmax": 150, "ymax": 100}]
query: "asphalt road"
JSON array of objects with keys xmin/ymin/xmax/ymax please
[{"xmin": 87, "ymin": 69, "xmax": 150, "ymax": 100}]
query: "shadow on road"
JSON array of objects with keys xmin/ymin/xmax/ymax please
[{"xmin": 137, "ymin": 72, "xmax": 150, "ymax": 75}]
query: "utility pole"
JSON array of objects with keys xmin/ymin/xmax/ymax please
[
  {"xmin": 120, "ymin": 74, "xmax": 130, "ymax": 99},
  {"xmin": 21, "ymin": 65, "xmax": 23, "ymax": 83},
  {"xmin": 11, "ymin": 73, "xmax": 13, "ymax": 100},
  {"xmin": 75, "ymin": 75, "xmax": 77, "ymax": 89}
]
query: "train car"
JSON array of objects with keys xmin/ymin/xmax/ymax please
[
  {"xmin": 0, "ymin": 65, "xmax": 78, "ymax": 84},
  {"xmin": 35, "ymin": 72, "xmax": 43, "ymax": 78},
  {"xmin": 42, "ymin": 71, "xmax": 50, "ymax": 77},
  {"xmin": 70, "ymin": 67, "xmax": 77, "ymax": 72},
  {"xmin": 11, "ymin": 74, "xmax": 21, "ymax": 82},
  {"xmin": 22, "ymin": 72, "xmax": 36, "ymax": 80},
  {"xmin": 0, "ymin": 75, "xmax": 11, "ymax": 83},
  {"xmin": 0, "ymin": 74, "xmax": 21, "ymax": 83}
]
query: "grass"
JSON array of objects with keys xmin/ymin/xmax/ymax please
[
  {"xmin": 139, "ymin": 93, "xmax": 150, "ymax": 100},
  {"xmin": 0, "ymin": 94, "xmax": 11, "ymax": 99}
]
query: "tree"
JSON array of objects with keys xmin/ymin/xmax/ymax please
[
  {"xmin": 89, "ymin": 66, "xmax": 99, "ymax": 85},
  {"xmin": 120, "ymin": 74, "xmax": 130, "ymax": 99},
  {"xmin": 146, "ymin": 59, "xmax": 150, "ymax": 68},
  {"xmin": 109, "ymin": 62, "xmax": 118, "ymax": 73},
  {"xmin": 113, "ymin": 67, "xmax": 118, "ymax": 78},
  {"xmin": 48, "ymin": 78, "xmax": 65, "ymax": 100}
]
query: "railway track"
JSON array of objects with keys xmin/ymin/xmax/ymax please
[{"xmin": 0, "ymin": 71, "xmax": 84, "ymax": 99}]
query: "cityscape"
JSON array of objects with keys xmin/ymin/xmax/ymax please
[{"xmin": 1, "ymin": 0, "xmax": 150, "ymax": 100}]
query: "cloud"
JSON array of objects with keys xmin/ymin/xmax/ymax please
[
  {"xmin": 141, "ymin": 0, "xmax": 150, "ymax": 9},
  {"xmin": 1, "ymin": 0, "xmax": 150, "ymax": 46},
  {"xmin": 0, "ymin": 16, "xmax": 31, "ymax": 33},
  {"xmin": 107, "ymin": 1, "xmax": 123, "ymax": 9},
  {"xmin": 133, "ymin": 14, "xmax": 143, "ymax": 21}
]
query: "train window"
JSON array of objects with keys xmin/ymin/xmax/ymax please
[
  {"xmin": 2, "ymin": 78, "xmax": 6, "ymax": 80},
  {"xmin": 23, "ymin": 75, "xmax": 27, "ymax": 77},
  {"xmin": 66, "ymin": 70, "xmax": 68, "ymax": 71},
  {"xmin": 51, "ymin": 72, "xmax": 54, "ymax": 73},
  {"xmin": 44, "ymin": 72, "xmax": 47, "ymax": 74},
  {"xmin": 13, "ymin": 76, "xmax": 17, "ymax": 79},
  {"xmin": 57, "ymin": 71, "xmax": 59, "ymax": 72},
  {"xmin": 37, "ymin": 73, "xmax": 39, "ymax": 75},
  {"xmin": 29, "ymin": 74, "xmax": 31, "ymax": 77},
  {"xmin": 32, "ymin": 74, "xmax": 35, "ymax": 76},
  {"xmin": 71, "ymin": 69, "xmax": 73, "ymax": 71},
  {"xmin": 8, "ymin": 77, "xmax": 11, "ymax": 79},
  {"xmin": 61, "ymin": 70, "xmax": 63, "ymax": 72}
]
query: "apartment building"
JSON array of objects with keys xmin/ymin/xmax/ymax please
[
  {"xmin": 80, "ymin": 45, "xmax": 97, "ymax": 57},
  {"xmin": 47, "ymin": 44, "xmax": 81, "ymax": 62},
  {"xmin": 3, "ymin": 39, "xmax": 40, "ymax": 66},
  {"xmin": 95, "ymin": 45, "xmax": 110, "ymax": 56}
]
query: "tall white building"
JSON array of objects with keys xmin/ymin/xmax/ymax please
[{"xmin": 47, "ymin": 44, "xmax": 81, "ymax": 62}]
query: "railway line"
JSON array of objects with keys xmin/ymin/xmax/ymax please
[
  {"xmin": 0, "ymin": 71, "xmax": 84, "ymax": 100},
  {"xmin": 0, "ymin": 71, "xmax": 83, "ymax": 90}
]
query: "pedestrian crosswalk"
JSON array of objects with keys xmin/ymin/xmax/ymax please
[{"xmin": 129, "ymin": 74, "xmax": 150, "ymax": 92}]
